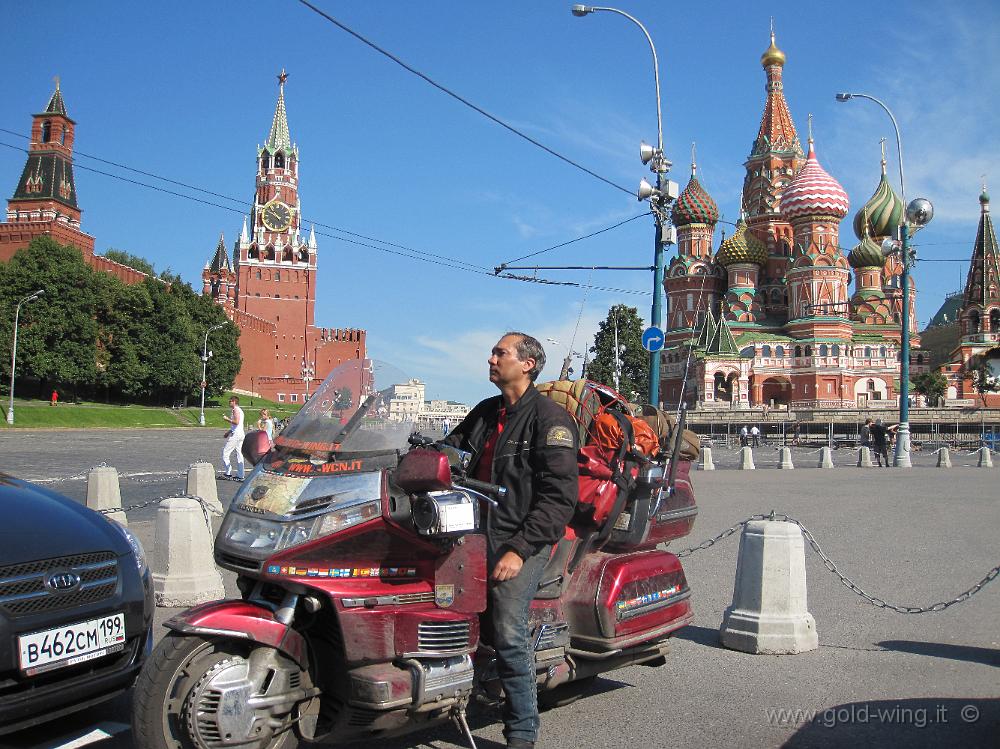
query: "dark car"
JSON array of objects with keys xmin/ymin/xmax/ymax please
[{"xmin": 0, "ymin": 474, "xmax": 153, "ymax": 735}]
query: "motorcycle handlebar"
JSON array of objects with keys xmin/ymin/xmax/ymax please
[{"xmin": 457, "ymin": 476, "xmax": 507, "ymax": 500}]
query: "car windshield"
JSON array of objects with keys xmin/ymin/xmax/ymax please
[{"xmin": 272, "ymin": 359, "xmax": 413, "ymax": 456}]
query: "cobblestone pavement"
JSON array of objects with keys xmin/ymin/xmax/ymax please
[{"xmin": 1, "ymin": 431, "xmax": 997, "ymax": 748}]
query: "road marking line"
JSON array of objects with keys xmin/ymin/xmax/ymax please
[{"xmin": 42, "ymin": 722, "xmax": 129, "ymax": 749}]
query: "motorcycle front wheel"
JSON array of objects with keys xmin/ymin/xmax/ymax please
[{"xmin": 132, "ymin": 633, "xmax": 315, "ymax": 749}]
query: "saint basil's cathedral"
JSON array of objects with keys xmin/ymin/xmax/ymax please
[{"xmin": 660, "ymin": 32, "xmax": 930, "ymax": 410}]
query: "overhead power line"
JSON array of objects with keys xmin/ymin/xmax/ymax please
[
  {"xmin": 0, "ymin": 139, "xmax": 645, "ymax": 288},
  {"xmin": 294, "ymin": 0, "xmax": 634, "ymax": 198}
]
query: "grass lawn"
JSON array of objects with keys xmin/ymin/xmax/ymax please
[{"xmin": 2, "ymin": 392, "xmax": 302, "ymax": 430}]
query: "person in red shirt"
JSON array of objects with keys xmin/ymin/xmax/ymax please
[{"xmin": 443, "ymin": 332, "xmax": 578, "ymax": 749}]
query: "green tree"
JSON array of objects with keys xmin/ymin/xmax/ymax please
[
  {"xmin": 912, "ymin": 371, "xmax": 947, "ymax": 406},
  {"xmin": 94, "ymin": 271, "xmax": 154, "ymax": 400},
  {"xmin": 971, "ymin": 360, "xmax": 1000, "ymax": 407},
  {"xmin": 103, "ymin": 248, "xmax": 156, "ymax": 276},
  {"xmin": 587, "ymin": 304, "xmax": 648, "ymax": 401},
  {"xmin": 0, "ymin": 237, "xmax": 100, "ymax": 396},
  {"xmin": 180, "ymin": 284, "xmax": 241, "ymax": 398}
]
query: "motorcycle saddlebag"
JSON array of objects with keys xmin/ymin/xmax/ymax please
[{"xmin": 565, "ymin": 550, "xmax": 692, "ymax": 646}]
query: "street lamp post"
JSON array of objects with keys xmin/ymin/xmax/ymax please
[
  {"xmin": 836, "ymin": 92, "xmax": 934, "ymax": 467},
  {"xmin": 572, "ymin": 5, "xmax": 677, "ymax": 407},
  {"xmin": 199, "ymin": 322, "xmax": 226, "ymax": 427},
  {"xmin": 6, "ymin": 289, "xmax": 45, "ymax": 425},
  {"xmin": 301, "ymin": 362, "xmax": 315, "ymax": 399}
]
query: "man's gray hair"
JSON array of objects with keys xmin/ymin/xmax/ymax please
[{"xmin": 505, "ymin": 331, "xmax": 546, "ymax": 381}]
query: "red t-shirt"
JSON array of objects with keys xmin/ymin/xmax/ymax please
[{"xmin": 474, "ymin": 406, "xmax": 506, "ymax": 482}]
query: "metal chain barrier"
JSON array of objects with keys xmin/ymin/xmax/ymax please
[
  {"xmin": 672, "ymin": 511, "xmax": 999, "ymax": 614},
  {"xmin": 32, "ymin": 461, "xmax": 109, "ymax": 484},
  {"xmin": 97, "ymin": 492, "xmax": 223, "ymax": 529}
]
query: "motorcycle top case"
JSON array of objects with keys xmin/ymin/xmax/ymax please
[{"xmin": 605, "ymin": 459, "xmax": 697, "ymax": 551}]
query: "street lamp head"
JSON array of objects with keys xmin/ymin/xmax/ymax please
[
  {"xmin": 571, "ymin": 4, "xmax": 593, "ymax": 17},
  {"xmin": 906, "ymin": 197, "xmax": 934, "ymax": 227},
  {"xmin": 32, "ymin": 289, "xmax": 45, "ymax": 298},
  {"xmin": 637, "ymin": 177, "xmax": 657, "ymax": 202},
  {"xmin": 881, "ymin": 237, "xmax": 900, "ymax": 257},
  {"xmin": 639, "ymin": 141, "xmax": 655, "ymax": 165},
  {"xmin": 835, "ymin": 92, "xmax": 853, "ymax": 102}
]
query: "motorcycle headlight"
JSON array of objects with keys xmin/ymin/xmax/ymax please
[
  {"xmin": 113, "ymin": 522, "xmax": 148, "ymax": 576},
  {"xmin": 221, "ymin": 500, "xmax": 381, "ymax": 557}
]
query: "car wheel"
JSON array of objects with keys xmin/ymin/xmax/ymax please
[{"xmin": 132, "ymin": 633, "xmax": 314, "ymax": 749}]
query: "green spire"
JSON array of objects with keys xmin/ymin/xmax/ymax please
[
  {"xmin": 45, "ymin": 77, "xmax": 67, "ymax": 116},
  {"xmin": 706, "ymin": 312, "xmax": 740, "ymax": 356},
  {"xmin": 266, "ymin": 69, "xmax": 292, "ymax": 152},
  {"xmin": 695, "ymin": 307, "xmax": 717, "ymax": 349}
]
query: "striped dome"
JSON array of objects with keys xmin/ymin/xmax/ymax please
[
  {"xmin": 853, "ymin": 168, "xmax": 903, "ymax": 239},
  {"xmin": 671, "ymin": 174, "xmax": 719, "ymax": 226},
  {"xmin": 848, "ymin": 233, "xmax": 883, "ymax": 268},
  {"xmin": 716, "ymin": 219, "xmax": 768, "ymax": 268},
  {"xmin": 780, "ymin": 142, "xmax": 850, "ymax": 221}
]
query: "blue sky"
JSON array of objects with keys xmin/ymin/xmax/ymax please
[{"xmin": 4, "ymin": 1, "xmax": 999, "ymax": 405}]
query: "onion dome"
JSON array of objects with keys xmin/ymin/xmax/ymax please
[
  {"xmin": 852, "ymin": 159, "xmax": 904, "ymax": 239},
  {"xmin": 780, "ymin": 139, "xmax": 849, "ymax": 221},
  {"xmin": 848, "ymin": 224, "xmax": 883, "ymax": 268},
  {"xmin": 981, "ymin": 187, "xmax": 990, "ymax": 207},
  {"xmin": 716, "ymin": 218, "xmax": 768, "ymax": 267},
  {"xmin": 760, "ymin": 30, "xmax": 786, "ymax": 68},
  {"xmin": 672, "ymin": 164, "xmax": 719, "ymax": 226}
]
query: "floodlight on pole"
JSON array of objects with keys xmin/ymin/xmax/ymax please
[
  {"xmin": 572, "ymin": 4, "xmax": 674, "ymax": 407},
  {"xmin": 836, "ymin": 91, "xmax": 934, "ymax": 467},
  {"xmin": 6, "ymin": 289, "xmax": 45, "ymax": 426}
]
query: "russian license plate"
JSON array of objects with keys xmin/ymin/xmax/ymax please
[{"xmin": 18, "ymin": 613, "xmax": 126, "ymax": 675}]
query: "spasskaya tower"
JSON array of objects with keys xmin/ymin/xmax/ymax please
[{"xmin": 203, "ymin": 71, "xmax": 366, "ymax": 403}]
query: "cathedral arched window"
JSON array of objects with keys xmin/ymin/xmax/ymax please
[
  {"xmin": 41, "ymin": 120, "xmax": 51, "ymax": 143},
  {"xmin": 879, "ymin": 347, "xmax": 886, "ymax": 358},
  {"xmin": 248, "ymin": 247, "xmax": 259, "ymax": 260},
  {"xmin": 299, "ymin": 249, "xmax": 309, "ymax": 263},
  {"xmin": 819, "ymin": 344, "xmax": 828, "ymax": 357},
  {"xmin": 762, "ymin": 345, "xmax": 772, "ymax": 358},
  {"xmin": 60, "ymin": 127, "xmax": 66, "ymax": 145},
  {"xmin": 275, "ymin": 152, "xmax": 285, "ymax": 169},
  {"xmin": 262, "ymin": 154, "xmax": 270, "ymax": 170},
  {"xmin": 794, "ymin": 345, "xmax": 802, "ymax": 357},
  {"xmin": 832, "ymin": 344, "xmax": 840, "ymax": 356},
  {"xmin": 255, "ymin": 270, "xmax": 261, "ymax": 279},
  {"xmin": 265, "ymin": 246, "xmax": 275, "ymax": 261},
  {"xmin": 283, "ymin": 247, "xmax": 294, "ymax": 262},
  {"xmin": 969, "ymin": 310, "xmax": 981, "ymax": 334},
  {"xmin": 864, "ymin": 347, "xmax": 872, "ymax": 358},
  {"xmin": 804, "ymin": 345, "xmax": 813, "ymax": 357},
  {"xmin": 867, "ymin": 379, "xmax": 876, "ymax": 391},
  {"xmin": 775, "ymin": 345, "xmax": 785, "ymax": 358},
  {"xmin": 275, "ymin": 271, "xmax": 280, "ymax": 281},
  {"xmin": 990, "ymin": 309, "xmax": 1000, "ymax": 333}
]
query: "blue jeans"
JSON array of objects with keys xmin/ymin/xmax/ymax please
[{"xmin": 489, "ymin": 540, "xmax": 550, "ymax": 745}]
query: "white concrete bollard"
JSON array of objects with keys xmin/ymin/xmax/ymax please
[
  {"xmin": 700, "ymin": 446, "xmax": 715, "ymax": 471},
  {"xmin": 857, "ymin": 447, "xmax": 874, "ymax": 468},
  {"xmin": 720, "ymin": 519, "xmax": 818, "ymax": 654},
  {"xmin": 87, "ymin": 466, "xmax": 126, "ymax": 526},
  {"xmin": 977, "ymin": 447, "xmax": 993, "ymax": 468},
  {"xmin": 739, "ymin": 446, "xmax": 756, "ymax": 470},
  {"xmin": 936, "ymin": 447, "xmax": 952, "ymax": 468},
  {"xmin": 186, "ymin": 462, "xmax": 223, "ymax": 514},
  {"xmin": 152, "ymin": 496, "xmax": 225, "ymax": 607},
  {"xmin": 777, "ymin": 447, "xmax": 794, "ymax": 469},
  {"xmin": 818, "ymin": 447, "xmax": 835, "ymax": 469}
]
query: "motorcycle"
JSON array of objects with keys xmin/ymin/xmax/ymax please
[{"xmin": 131, "ymin": 359, "xmax": 697, "ymax": 749}]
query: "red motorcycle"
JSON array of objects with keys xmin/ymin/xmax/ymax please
[{"xmin": 132, "ymin": 361, "xmax": 697, "ymax": 749}]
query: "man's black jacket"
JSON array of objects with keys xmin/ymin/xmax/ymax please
[{"xmin": 443, "ymin": 384, "xmax": 578, "ymax": 560}]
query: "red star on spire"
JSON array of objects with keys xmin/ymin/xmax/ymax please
[{"xmin": 277, "ymin": 68, "xmax": 288, "ymax": 86}]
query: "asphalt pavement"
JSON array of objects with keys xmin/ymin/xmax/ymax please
[{"xmin": 0, "ymin": 430, "xmax": 997, "ymax": 748}]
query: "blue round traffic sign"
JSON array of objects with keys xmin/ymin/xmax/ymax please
[{"xmin": 641, "ymin": 326, "xmax": 665, "ymax": 352}]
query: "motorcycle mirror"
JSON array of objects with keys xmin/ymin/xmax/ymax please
[{"xmin": 241, "ymin": 430, "xmax": 272, "ymax": 466}]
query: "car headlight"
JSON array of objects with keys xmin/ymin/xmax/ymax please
[
  {"xmin": 221, "ymin": 500, "xmax": 381, "ymax": 557},
  {"xmin": 113, "ymin": 522, "xmax": 148, "ymax": 576}
]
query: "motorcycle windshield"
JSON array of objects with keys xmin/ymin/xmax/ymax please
[{"xmin": 272, "ymin": 359, "xmax": 414, "ymax": 456}]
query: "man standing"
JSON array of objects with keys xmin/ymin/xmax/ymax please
[
  {"xmin": 750, "ymin": 425, "xmax": 761, "ymax": 447},
  {"xmin": 444, "ymin": 332, "xmax": 578, "ymax": 749},
  {"xmin": 740, "ymin": 425, "xmax": 749, "ymax": 447},
  {"xmin": 870, "ymin": 418, "xmax": 889, "ymax": 468},
  {"xmin": 860, "ymin": 418, "xmax": 873, "ymax": 450},
  {"xmin": 222, "ymin": 395, "xmax": 246, "ymax": 479}
]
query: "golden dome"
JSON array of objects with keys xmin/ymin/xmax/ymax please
[{"xmin": 760, "ymin": 31, "xmax": 786, "ymax": 68}]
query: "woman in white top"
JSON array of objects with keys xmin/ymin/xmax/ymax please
[{"xmin": 257, "ymin": 408, "xmax": 275, "ymax": 442}]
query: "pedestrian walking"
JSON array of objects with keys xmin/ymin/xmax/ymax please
[
  {"xmin": 442, "ymin": 417, "xmax": 451, "ymax": 437},
  {"xmin": 256, "ymin": 408, "xmax": 275, "ymax": 443},
  {"xmin": 860, "ymin": 418, "xmax": 873, "ymax": 449},
  {"xmin": 50, "ymin": 390, "xmax": 58, "ymax": 407},
  {"xmin": 221, "ymin": 395, "xmax": 246, "ymax": 479},
  {"xmin": 750, "ymin": 425, "xmax": 761, "ymax": 447},
  {"xmin": 792, "ymin": 421, "xmax": 801, "ymax": 446}
]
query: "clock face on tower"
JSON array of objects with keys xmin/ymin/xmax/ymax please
[{"xmin": 262, "ymin": 200, "xmax": 292, "ymax": 232}]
